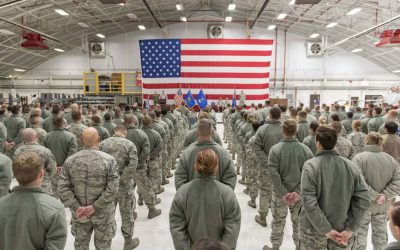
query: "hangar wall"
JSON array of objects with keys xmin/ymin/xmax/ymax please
[{"xmin": 1, "ymin": 22, "xmax": 399, "ymax": 106}]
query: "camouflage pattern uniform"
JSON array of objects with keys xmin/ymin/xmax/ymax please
[
  {"xmin": 0, "ymin": 121, "xmax": 6, "ymax": 153},
  {"xmin": 126, "ymin": 125, "xmax": 157, "ymax": 208},
  {"xmin": 0, "ymin": 153, "xmax": 12, "ymax": 198},
  {"xmin": 58, "ymin": 149, "xmax": 120, "ymax": 250},
  {"xmin": 234, "ymin": 118, "xmax": 245, "ymax": 174},
  {"xmin": 368, "ymin": 115, "xmax": 385, "ymax": 133},
  {"xmin": 167, "ymin": 111, "xmax": 179, "ymax": 169},
  {"xmin": 32, "ymin": 125, "xmax": 47, "ymax": 146},
  {"xmin": 334, "ymin": 136, "xmax": 355, "ymax": 159},
  {"xmin": 253, "ymin": 120, "xmax": 283, "ymax": 222},
  {"xmin": 66, "ymin": 122, "xmax": 87, "ymax": 151},
  {"xmin": 141, "ymin": 125, "xmax": 163, "ymax": 193},
  {"xmin": 99, "ymin": 135, "xmax": 138, "ymax": 241},
  {"xmin": 245, "ymin": 131, "xmax": 259, "ymax": 200},
  {"xmin": 347, "ymin": 131, "xmax": 366, "ymax": 156},
  {"xmin": 222, "ymin": 107, "xmax": 231, "ymax": 141},
  {"xmin": 158, "ymin": 119, "xmax": 171, "ymax": 179},
  {"xmin": 238, "ymin": 120, "xmax": 253, "ymax": 184},
  {"xmin": 14, "ymin": 143, "xmax": 57, "ymax": 195},
  {"xmin": 3, "ymin": 114, "xmax": 26, "ymax": 157},
  {"xmin": 161, "ymin": 115, "xmax": 175, "ymax": 171},
  {"xmin": 150, "ymin": 120, "xmax": 167, "ymax": 179}
]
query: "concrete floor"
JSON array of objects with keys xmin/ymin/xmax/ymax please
[{"xmin": 57, "ymin": 124, "xmax": 395, "ymax": 249}]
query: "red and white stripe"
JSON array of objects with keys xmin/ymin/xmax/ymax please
[{"xmin": 142, "ymin": 39, "xmax": 273, "ymax": 106}]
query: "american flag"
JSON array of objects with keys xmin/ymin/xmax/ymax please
[
  {"xmin": 139, "ymin": 39, "xmax": 273, "ymax": 105},
  {"xmin": 174, "ymin": 88, "xmax": 183, "ymax": 107}
]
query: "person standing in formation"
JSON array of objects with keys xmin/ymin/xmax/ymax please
[{"xmin": 58, "ymin": 128, "xmax": 120, "ymax": 249}]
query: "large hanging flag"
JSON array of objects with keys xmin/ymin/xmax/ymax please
[
  {"xmin": 232, "ymin": 90, "xmax": 237, "ymax": 109},
  {"xmin": 139, "ymin": 39, "xmax": 272, "ymax": 105},
  {"xmin": 184, "ymin": 90, "xmax": 196, "ymax": 108},
  {"xmin": 174, "ymin": 87, "xmax": 184, "ymax": 107},
  {"xmin": 196, "ymin": 89, "xmax": 208, "ymax": 110}
]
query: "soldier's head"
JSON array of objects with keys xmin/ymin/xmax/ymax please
[
  {"xmin": 197, "ymin": 119, "xmax": 213, "ymax": 140},
  {"xmin": 13, "ymin": 151, "xmax": 43, "ymax": 187},
  {"xmin": 247, "ymin": 113, "xmax": 256, "ymax": 123},
  {"xmin": 280, "ymin": 105, "xmax": 288, "ymax": 113},
  {"xmin": 352, "ymin": 120, "xmax": 362, "ymax": 132},
  {"xmin": 366, "ymin": 132, "xmax": 383, "ymax": 146},
  {"xmin": 82, "ymin": 127, "xmax": 100, "ymax": 148},
  {"xmin": 91, "ymin": 115, "xmax": 101, "ymax": 126},
  {"xmin": 334, "ymin": 104, "xmax": 340, "ymax": 111},
  {"xmin": 31, "ymin": 116, "xmax": 42, "ymax": 126},
  {"xmin": 389, "ymin": 201, "xmax": 400, "ymax": 241},
  {"xmin": 269, "ymin": 107, "xmax": 281, "ymax": 121},
  {"xmin": 347, "ymin": 112, "xmax": 353, "ymax": 119},
  {"xmin": 324, "ymin": 106, "xmax": 330, "ymax": 112},
  {"xmin": 11, "ymin": 105, "xmax": 21, "ymax": 115},
  {"xmin": 148, "ymin": 111, "xmax": 156, "ymax": 121},
  {"xmin": 155, "ymin": 110, "xmax": 162, "ymax": 118},
  {"xmin": 198, "ymin": 111, "xmax": 210, "ymax": 120},
  {"xmin": 387, "ymin": 110, "xmax": 398, "ymax": 120},
  {"xmin": 115, "ymin": 108, "xmax": 121, "ymax": 118},
  {"xmin": 40, "ymin": 101, "xmax": 47, "ymax": 108},
  {"xmin": 70, "ymin": 103, "xmax": 79, "ymax": 111},
  {"xmin": 132, "ymin": 105, "xmax": 138, "ymax": 111},
  {"xmin": 355, "ymin": 107, "xmax": 362, "ymax": 113},
  {"xmin": 319, "ymin": 115, "xmax": 327, "ymax": 125},
  {"xmin": 114, "ymin": 124, "xmax": 128, "ymax": 138},
  {"xmin": 297, "ymin": 111, "xmax": 307, "ymax": 121},
  {"xmin": 104, "ymin": 113, "xmax": 111, "ymax": 122},
  {"xmin": 330, "ymin": 113, "xmax": 340, "ymax": 122},
  {"xmin": 53, "ymin": 116, "xmax": 65, "ymax": 129},
  {"xmin": 315, "ymin": 125, "xmax": 337, "ymax": 150},
  {"xmin": 309, "ymin": 121, "xmax": 319, "ymax": 135},
  {"xmin": 373, "ymin": 107, "xmax": 383, "ymax": 116},
  {"xmin": 290, "ymin": 108, "xmax": 298, "ymax": 118},
  {"xmin": 385, "ymin": 121, "xmax": 399, "ymax": 135},
  {"xmin": 22, "ymin": 128, "xmax": 38, "ymax": 144},
  {"xmin": 51, "ymin": 104, "xmax": 61, "ymax": 115},
  {"xmin": 252, "ymin": 121, "xmax": 261, "ymax": 132},
  {"xmin": 367, "ymin": 108, "xmax": 373, "ymax": 117},
  {"xmin": 315, "ymin": 105, "xmax": 320, "ymax": 111},
  {"xmin": 330, "ymin": 121, "xmax": 342, "ymax": 135},
  {"xmin": 72, "ymin": 110, "xmax": 82, "ymax": 123},
  {"xmin": 161, "ymin": 107, "xmax": 168, "ymax": 116},
  {"xmin": 194, "ymin": 149, "xmax": 219, "ymax": 176},
  {"xmin": 31, "ymin": 108, "xmax": 41, "ymax": 117},
  {"xmin": 142, "ymin": 115, "xmax": 152, "ymax": 127},
  {"xmin": 125, "ymin": 105, "xmax": 131, "ymax": 112},
  {"xmin": 124, "ymin": 114, "xmax": 138, "ymax": 126},
  {"xmin": 282, "ymin": 119, "xmax": 297, "ymax": 138}
]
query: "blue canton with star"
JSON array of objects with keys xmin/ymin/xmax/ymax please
[{"xmin": 139, "ymin": 39, "xmax": 181, "ymax": 78}]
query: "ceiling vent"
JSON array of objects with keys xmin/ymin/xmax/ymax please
[
  {"xmin": 306, "ymin": 41, "xmax": 323, "ymax": 57},
  {"xmin": 20, "ymin": 33, "xmax": 49, "ymax": 50},
  {"xmin": 294, "ymin": 0, "xmax": 322, "ymax": 4},
  {"xmin": 89, "ymin": 42, "xmax": 106, "ymax": 58},
  {"xmin": 98, "ymin": 0, "xmax": 127, "ymax": 4},
  {"xmin": 208, "ymin": 25, "xmax": 223, "ymax": 39},
  {"xmin": 375, "ymin": 29, "xmax": 400, "ymax": 48}
]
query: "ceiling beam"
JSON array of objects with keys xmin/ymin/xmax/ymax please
[
  {"xmin": 141, "ymin": 0, "xmax": 162, "ymax": 28},
  {"xmin": 249, "ymin": 0, "xmax": 271, "ymax": 29}
]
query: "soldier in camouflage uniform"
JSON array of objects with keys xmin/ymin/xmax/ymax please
[
  {"xmin": 125, "ymin": 114, "xmax": 162, "ymax": 219},
  {"xmin": 265, "ymin": 120, "xmax": 313, "ymax": 250},
  {"xmin": 352, "ymin": 132, "xmax": 400, "ymax": 250},
  {"xmin": 44, "ymin": 116, "xmax": 77, "ymax": 197},
  {"xmin": 58, "ymin": 128, "xmax": 120, "ymax": 250},
  {"xmin": 42, "ymin": 104, "xmax": 67, "ymax": 132},
  {"xmin": 347, "ymin": 120, "xmax": 366, "ymax": 156},
  {"xmin": 165, "ymin": 106, "xmax": 179, "ymax": 168},
  {"xmin": 103, "ymin": 113, "xmax": 116, "ymax": 136},
  {"xmin": 253, "ymin": 107, "xmax": 283, "ymax": 227},
  {"xmin": 99, "ymin": 125, "xmax": 140, "ymax": 250},
  {"xmin": 155, "ymin": 110, "xmax": 172, "ymax": 179},
  {"xmin": 14, "ymin": 128, "xmax": 57, "ymax": 195},
  {"xmin": 141, "ymin": 116, "xmax": 163, "ymax": 195},
  {"xmin": 331, "ymin": 121, "xmax": 356, "ymax": 159},
  {"xmin": 64, "ymin": 103, "xmax": 79, "ymax": 125},
  {"xmin": 66, "ymin": 110, "xmax": 87, "ymax": 151},
  {"xmin": 113, "ymin": 108, "xmax": 124, "ymax": 125},
  {"xmin": 245, "ymin": 121, "xmax": 261, "ymax": 208},
  {"xmin": 238, "ymin": 112, "xmax": 255, "ymax": 189},
  {"xmin": 0, "ymin": 120, "xmax": 6, "ymax": 153},
  {"xmin": 161, "ymin": 108, "xmax": 175, "ymax": 172},
  {"xmin": 132, "ymin": 105, "xmax": 144, "ymax": 126},
  {"xmin": 3, "ymin": 105, "xmax": 26, "ymax": 157},
  {"xmin": 30, "ymin": 116, "xmax": 47, "ymax": 146},
  {"xmin": 0, "ymin": 152, "xmax": 12, "ymax": 198},
  {"xmin": 91, "ymin": 115, "xmax": 110, "ymax": 141},
  {"xmin": 222, "ymin": 104, "xmax": 231, "ymax": 142}
]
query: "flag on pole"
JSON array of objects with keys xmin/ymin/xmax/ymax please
[
  {"xmin": 184, "ymin": 90, "xmax": 196, "ymax": 108},
  {"xmin": 139, "ymin": 39, "xmax": 272, "ymax": 106},
  {"xmin": 196, "ymin": 89, "xmax": 208, "ymax": 110},
  {"xmin": 174, "ymin": 88, "xmax": 184, "ymax": 107},
  {"xmin": 232, "ymin": 90, "xmax": 237, "ymax": 109}
]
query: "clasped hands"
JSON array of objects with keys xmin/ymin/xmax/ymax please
[
  {"xmin": 325, "ymin": 230, "xmax": 353, "ymax": 246},
  {"xmin": 282, "ymin": 192, "xmax": 300, "ymax": 205},
  {"xmin": 76, "ymin": 205, "xmax": 96, "ymax": 220}
]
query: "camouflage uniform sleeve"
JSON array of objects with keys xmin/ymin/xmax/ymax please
[
  {"xmin": 58, "ymin": 158, "xmax": 81, "ymax": 210},
  {"xmin": 121, "ymin": 143, "xmax": 138, "ymax": 185},
  {"xmin": 92, "ymin": 157, "xmax": 120, "ymax": 210},
  {"xmin": 0, "ymin": 123, "xmax": 6, "ymax": 153},
  {"xmin": 138, "ymin": 134, "xmax": 150, "ymax": 161},
  {"xmin": 268, "ymin": 146, "xmax": 287, "ymax": 197},
  {"xmin": 45, "ymin": 149, "xmax": 57, "ymax": 178},
  {"xmin": 150, "ymin": 134, "xmax": 163, "ymax": 159}
]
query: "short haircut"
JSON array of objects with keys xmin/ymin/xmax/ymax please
[
  {"xmin": 148, "ymin": 111, "xmax": 156, "ymax": 120},
  {"xmin": 283, "ymin": 119, "xmax": 297, "ymax": 137},
  {"xmin": 374, "ymin": 107, "xmax": 383, "ymax": 115},
  {"xmin": 280, "ymin": 105, "xmax": 287, "ymax": 112},
  {"xmin": 324, "ymin": 106, "xmax": 330, "ymax": 112},
  {"xmin": 347, "ymin": 112, "xmax": 353, "ymax": 119},
  {"xmin": 0, "ymin": 109, "xmax": 5, "ymax": 116},
  {"xmin": 198, "ymin": 111, "xmax": 210, "ymax": 120},
  {"xmin": 290, "ymin": 109, "xmax": 298, "ymax": 117},
  {"xmin": 11, "ymin": 105, "xmax": 20, "ymax": 115},
  {"xmin": 197, "ymin": 119, "xmax": 212, "ymax": 137},
  {"xmin": 104, "ymin": 113, "xmax": 111, "ymax": 121},
  {"xmin": 252, "ymin": 121, "xmax": 261, "ymax": 131},
  {"xmin": 125, "ymin": 105, "xmax": 131, "ymax": 112},
  {"xmin": 298, "ymin": 111, "xmax": 307, "ymax": 119},
  {"xmin": 269, "ymin": 107, "xmax": 281, "ymax": 120},
  {"xmin": 124, "ymin": 114, "xmax": 138, "ymax": 125},
  {"xmin": 330, "ymin": 114, "xmax": 340, "ymax": 122},
  {"xmin": 155, "ymin": 110, "xmax": 162, "ymax": 118},
  {"xmin": 330, "ymin": 121, "xmax": 342, "ymax": 134},
  {"xmin": 316, "ymin": 125, "xmax": 338, "ymax": 150},
  {"xmin": 309, "ymin": 121, "xmax": 319, "ymax": 133},
  {"xmin": 91, "ymin": 115, "xmax": 101, "ymax": 125},
  {"xmin": 315, "ymin": 105, "xmax": 320, "ymax": 111},
  {"xmin": 334, "ymin": 104, "xmax": 340, "ymax": 110},
  {"xmin": 53, "ymin": 116, "xmax": 65, "ymax": 128},
  {"xmin": 71, "ymin": 110, "xmax": 82, "ymax": 122},
  {"xmin": 142, "ymin": 115, "xmax": 152, "ymax": 126},
  {"xmin": 13, "ymin": 151, "xmax": 43, "ymax": 185},
  {"xmin": 385, "ymin": 121, "xmax": 399, "ymax": 134},
  {"xmin": 352, "ymin": 120, "xmax": 362, "ymax": 132},
  {"xmin": 265, "ymin": 100, "xmax": 271, "ymax": 106},
  {"xmin": 390, "ymin": 201, "xmax": 400, "ymax": 227},
  {"xmin": 161, "ymin": 108, "xmax": 168, "ymax": 116},
  {"xmin": 114, "ymin": 124, "xmax": 127, "ymax": 133},
  {"xmin": 194, "ymin": 149, "xmax": 219, "ymax": 175},
  {"xmin": 52, "ymin": 104, "xmax": 61, "ymax": 115},
  {"xmin": 367, "ymin": 108, "xmax": 373, "ymax": 116},
  {"xmin": 355, "ymin": 107, "xmax": 362, "ymax": 112},
  {"xmin": 192, "ymin": 238, "xmax": 230, "ymax": 250}
]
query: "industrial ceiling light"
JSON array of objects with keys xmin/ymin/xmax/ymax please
[
  {"xmin": 0, "ymin": 29, "xmax": 15, "ymax": 35},
  {"xmin": 347, "ymin": 7, "xmax": 362, "ymax": 16},
  {"xmin": 326, "ymin": 22, "xmax": 337, "ymax": 28},
  {"xmin": 138, "ymin": 25, "xmax": 146, "ymax": 30},
  {"xmin": 176, "ymin": 4, "xmax": 183, "ymax": 10},
  {"xmin": 310, "ymin": 33, "xmax": 319, "ymax": 38},
  {"xmin": 180, "ymin": 16, "xmax": 187, "ymax": 22},
  {"xmin": 77, "ymin": 22, "xmax": 90, "ymax": 28},
  {"xmin": 277, "ymin": 13, "xmax": 287, "ymax": 20},
  {"xmin": 14, "ymin": 68, "xmax": 26, "ymax": 72},
  {"xmin": 54, "ymin": 9, "xmax": 69, "ymax": 16},
  {"xmin": 351, "ymin": 48, "xmax": 363, "ymax": 53},
  {"xmin": 289, "ymin": 0, "xmax": 295, "ymax": 5},
  {"xmin": 228, "ymin": 3, "xmax": 236, "ymax": 10},
  {"xmin": 54, "ymin": 48, "xmax": 65, "ymax": 52},
  {"xmin": 127, "ymin": 13, "xmax": 137, "ymax": 19},
  {"xmin": 225, "ymin": 16, "xmax": 232, "ymax": 22},
  {"xmin": 392, "ymin": 70, "xmax": 400, "ymax": 73},
  {"xmin": 267, "ymin": 25, "xmax": 276, "ymax": 30},
  {"xmin": 96, "ymin": 33, "xmax": 106, "ymax": 38}
]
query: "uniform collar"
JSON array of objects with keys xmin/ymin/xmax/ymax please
[
  {"xmin": 113, "ymin": 134, "xmax": 124, "ymax": 138},
  {"xmin": 12, "ymin": 186, "xmax": 44, "ymax": 193},
  {"xmin": 364, "ymin": 145, "xmax": 382, "ymax": 153},
  {"xmin": 196, "ymin": 173, "xmax": 217, "ymax": 179},
  {"xmin": 267, "ymin": 119, "xmax": 281, "ymax": 125},
  {"xmin": 315, "ymin": 149, "xmax": 339, "ymax": 157},
  {"xmin": 281, "ymin": 138, "xmax": 298, "ymax": 142},
  {"xmin": 127, "ymin": 125, "xmax": 137, "ymax": 129}
]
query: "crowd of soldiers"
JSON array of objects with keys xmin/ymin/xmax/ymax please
[
  {"xmin": 223, "ymin": 100, "xmax": 400, "ymax": 250},
  {"xmin": 1, "ymin": 97, "xmax": 400, "ymax": 250}
]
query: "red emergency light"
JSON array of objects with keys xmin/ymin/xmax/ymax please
[
  {"xmin": 375, "ymin": 29, "xmax": 400, "ymax": 48},
  {"xmin": 20, "ymin": 33, "xmax": 49, "ymax": 50}
]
